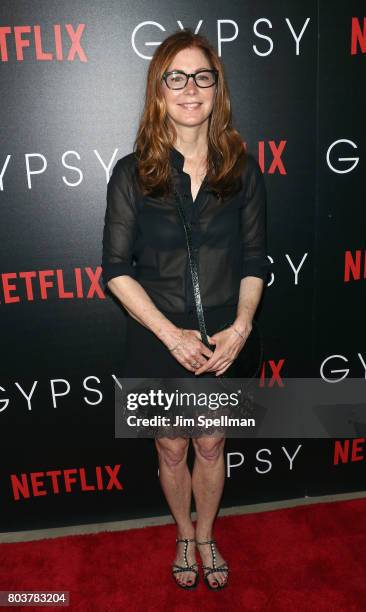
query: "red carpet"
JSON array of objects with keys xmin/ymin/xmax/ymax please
[{"xmin": 1, "ymin": 497, "xmax": 366, "ymax": 611}]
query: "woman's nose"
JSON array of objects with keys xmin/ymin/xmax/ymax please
[{"xmin": 184, "ymin": 75, "xmax": 199, "ymax": 91}]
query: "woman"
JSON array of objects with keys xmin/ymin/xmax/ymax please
[{"xmin": 101, "ymin": 28, "xmax": 269, "ymax": 590}]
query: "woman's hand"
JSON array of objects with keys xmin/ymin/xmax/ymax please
[
  {"xmin": 166, "ymin": 328, "xmax": 215, "ymax": 373},
  {"xmin": 194, "ymin": 319, "xmax": 252, "ymax": 376}
]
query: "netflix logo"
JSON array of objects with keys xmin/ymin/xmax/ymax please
[
  {"xmin": 1, "ymin": 267, "xmax": 105, "ymax": 303},
  {"xmin": 344, "ymin": 250, "xmax": 366, "ymax": 282},
  {"xmin": 256, "ymin": 140, "xmax": 287, "ymax": 175},
  {"xmin": 259, "ymin": 360, "xmax": 285, "ymax": 386},
  {"xmin": 351, "ymin": 17, "xmax": 366, "ymax": 55},
  {"xmin": 333, "ymin": 439, "xmax": 365, "ymax": 464},
  {"xmin": 0, "ymin": 24, "xmax": 87, "ymax": 62},
  {"xmin": 10, "ymin": 464, "xmax": 123, "ymax": 501}
]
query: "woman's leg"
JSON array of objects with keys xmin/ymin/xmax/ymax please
[
  {"xmin": 191, "ymin": 436, "xmax": 228, "ymax": 587},
  {"xmin": 155, "ymin": 437, "xmax": 196, "ymax": 586}
]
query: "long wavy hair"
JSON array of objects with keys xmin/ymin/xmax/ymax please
[{"xmin": 133, "ymin": 28, "xmax": 247, "ymax": 199}]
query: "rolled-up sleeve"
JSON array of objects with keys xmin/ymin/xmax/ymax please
[
  {"xmin": 240, "ymin": 155, "xmax": 270, "ymax": 281},
  {"xmin": 101, "ymin": 159, "xmax": 137, "ymax": 290}
]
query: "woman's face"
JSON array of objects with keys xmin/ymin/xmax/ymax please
[{"xmin": 161, "ymin": 46, "xmax": 216, "ymax": 131}]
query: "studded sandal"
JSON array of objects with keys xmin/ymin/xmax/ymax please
[
  {"xmin": 196, "ymin": 539, "xmax": 229, "ymax": 590},
  {"xmin": 171, "ymin": 538, "xmax": 200, "ymax": 589}
]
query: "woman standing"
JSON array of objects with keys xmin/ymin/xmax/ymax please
[{"xmin": 102, "ymin": 28, "xmax": 269, "ymax": 590}]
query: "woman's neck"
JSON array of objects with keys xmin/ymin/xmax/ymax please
[{"xmin": 174, "ymin": 128, "xmax": 208, "ymax": 165}]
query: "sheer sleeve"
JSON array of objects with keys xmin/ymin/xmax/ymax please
[
  {"xmin": 240, "ymin": 155, "xmax": 270, "ymax": 281},
  {"xmin": 101, "ymin": 159, "xmax": 138, "ymax": 289}
]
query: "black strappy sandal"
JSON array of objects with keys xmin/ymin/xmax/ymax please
[
  {"xmin": 172, "ymin": 538, "xmax": 200, "ymax": 590},
  {"xmin": 196, "ymin": 539, "xmax": 229, "ymax": 590}
]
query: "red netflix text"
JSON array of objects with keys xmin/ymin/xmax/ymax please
[
  {"xmin": 10, "ymin": 464, "xmax": 123, "ymax": 500},
  {"xmin": 333, "ymin": 439, "xmax": 365, "ymax": 464},
  {"xmin": 0, "ymin": 24, "xmax": 87, "ymax": 62},
  {"xmin": 344, "ymin": 250, "xmax": 366, "ymax": 282},
  {"xmin": 351, "ymin": 17, "xmax": 366, "ymax": 55},
  {"xmin": 1, "ymin": 267, "xmax": 105, "ymax": 303},
  {"xmin": 259, "ymin": 360, "xmax": 285, "ymax": 386}
]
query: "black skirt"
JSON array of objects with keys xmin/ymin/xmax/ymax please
[{"xmin": 120, "ymin": 305, "xmax": 258, "ymax": 438}]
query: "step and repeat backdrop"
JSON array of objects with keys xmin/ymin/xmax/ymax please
[{"xmin": 0, "ymin": 1, "xmax": 365, "ymax": 531}]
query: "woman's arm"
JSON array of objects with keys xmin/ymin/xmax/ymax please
[
  {"xmin": 107, "ymin": 274, "xmax": 183, "ymax": 349},
  {"xmin": 234, "ymin": 276, "xmax": 264, "ymax": 331},
  {"xmin": 234, "ymin": 155, "xmax": 269, "ymax": 332},
  {"xmin": 102, "ymin": 159, "xmax": 184, "ymax": 349}
]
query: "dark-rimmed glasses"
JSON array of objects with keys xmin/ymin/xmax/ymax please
[{"xmin": 162, "ymin": 69, "xmax": 218, "ymax": 90}]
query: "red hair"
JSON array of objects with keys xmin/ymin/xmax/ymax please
[{"xmin": 133, "ymin": 28, "xmax": 247, "ymax": 199}]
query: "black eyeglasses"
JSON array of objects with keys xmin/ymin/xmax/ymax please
[{"xmin": 162, "ymin": 69, "xmax": 218, "ymax": 90}]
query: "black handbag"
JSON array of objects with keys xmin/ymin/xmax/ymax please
[{"xmin": 173, "ymin": 187, "xmax": 263, "ymax": 406}]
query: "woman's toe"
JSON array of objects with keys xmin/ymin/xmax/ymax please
[{"xmin": 209, "ymin": 571, "xmax": 223, "ymax": 587}]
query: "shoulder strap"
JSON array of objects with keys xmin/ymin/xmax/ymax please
[
  {"xmin": 173, "ymin": 189, "xmax": 214, "ymax": 350},
  {"xmin": 173, "ymin": 187, "xmax": 264, "ymax": 383}
]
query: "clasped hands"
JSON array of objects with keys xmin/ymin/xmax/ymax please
[{"xmin": 168, "ymin": 320, "xmax": 252, "ymax": 376}]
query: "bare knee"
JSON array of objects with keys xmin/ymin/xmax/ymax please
[
  {"xmin": 155, "ymin": 437, "xmax": 189, "ymax": 469},
  {"xmin": 192, "ymin": 436, "xmax": 225, "ymax": 463}
]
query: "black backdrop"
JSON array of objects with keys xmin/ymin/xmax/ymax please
[{"xmin": 0, "ymin": 1, "xmax": 365, "ymax": 531}]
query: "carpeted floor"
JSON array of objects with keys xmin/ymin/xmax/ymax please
[{"xmin": 0, "ymin": 497, "xmax": 365, "ymax": 611}]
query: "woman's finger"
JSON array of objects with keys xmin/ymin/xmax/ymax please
[
  {"xmin": 200, "ymin": 345, "xmax": 215, "ymax": 359},
  {"xmin": 209, "ymin": 359, "xmax": 229, "ymax": 373},
  {"xmin": 190, "ymin": 355, "xmax": 207, "ymax": 368},
  {"xmin": 215, "ymin": 361, "xmax": 233, "ymax": 376},
  {"xmin": 171, "ymin": 345, "xmax": 208, "ymax": 372},
  {"xmin": 195, "ymin": 348, "xmax": 237, "ymax": 374},
  {"xmin": 169, "ymin": 328, "xmax": 227, "ymax": 373},
  {"xmin": 194, "ymin": 355, "xmax": 221, "ymax": 375},
  {"xmin": 182, "ymin": 329, "xmax": 214, "ymax": 357}
]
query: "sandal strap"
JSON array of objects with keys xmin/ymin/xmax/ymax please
[
  {"xmin": 175, "ymin": 538, "xmax": 196, "ymax": 568},
  {"xmin": 172, "ymin": 563, "xmax": 198, "ymax": 575},
  {"xmin": 176, "ymin": 538, "xmax": 195, "ymax": 543},
  {"xmin": 197, "ymin": 539, "xmax": 227, "ymax": 571},
  {"xmin": 202, "ymin": 565, "xmax": 228, "ymax": 574}
]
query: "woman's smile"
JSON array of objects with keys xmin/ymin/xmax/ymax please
[{"xmin": 178, "ymin": 102, "xmax": 202, "ymax": 110}]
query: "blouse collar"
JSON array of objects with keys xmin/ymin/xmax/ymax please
[
  {"xmin": 169, "ymin": 146, "xmax": 213, "ymax": 194},
  {"xmin": 169, "ymin": 146, "xmax": 185, "ymax": 172}
]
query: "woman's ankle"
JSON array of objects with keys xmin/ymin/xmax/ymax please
[
  {"xmin": 176, "ymin": 522, "xmax": 195, "ymax": 537},
  {"xmin": 195, "ymin": 528, "xmax": 214, "ymax": 541}
]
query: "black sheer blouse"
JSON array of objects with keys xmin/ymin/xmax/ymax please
[{"xmin": 101, "ymin": 147, "xmax": 270, "ymax": 314}]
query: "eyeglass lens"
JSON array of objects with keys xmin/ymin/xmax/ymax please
[{"xmin": 165, "ymin": 71, "xmax": 216, "ymax": 89}]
